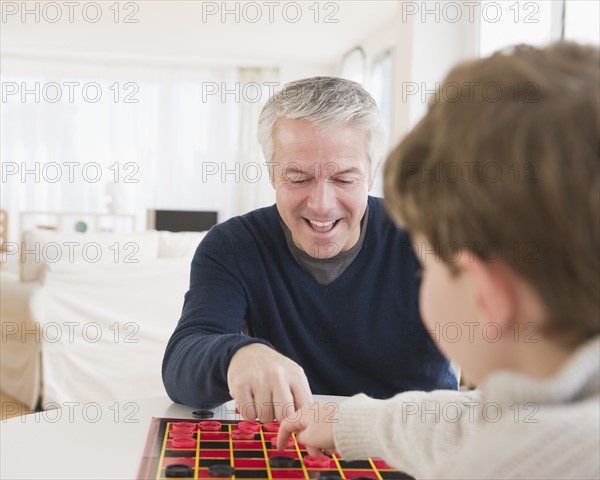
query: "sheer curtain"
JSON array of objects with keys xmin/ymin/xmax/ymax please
[
  {"xmin": 1, "ymin": 55, "xmax": 278, "ymax": 240},
  {"xmin": 234, "ymin": 67, "xmax": 279, "ymax": 216}
]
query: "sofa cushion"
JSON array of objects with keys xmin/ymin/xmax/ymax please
[
  {"xmin": 157, "ymin": 230, "xmax": 208, "ymax": 258},
  {"xmin": 29, "ymin": 257, "xmax": 191, "ymax": 404}
]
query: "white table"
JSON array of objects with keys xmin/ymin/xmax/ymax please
[{"xmin": 0, "ymin": 395, "xmax": 345, "ymax": 480}]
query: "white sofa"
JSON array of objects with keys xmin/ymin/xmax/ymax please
[{"xmin": 0, "ymin": 229, "xmax": 206, "ymax": 410}]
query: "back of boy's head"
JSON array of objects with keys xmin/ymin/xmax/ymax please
[{"xmin": 384, "ymin": 42, "xmax": 599, "ymax": 347}]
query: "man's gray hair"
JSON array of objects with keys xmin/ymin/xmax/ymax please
[{"xmin": 258, "ymin": 76, "xmax": 388, "ymax": 179}]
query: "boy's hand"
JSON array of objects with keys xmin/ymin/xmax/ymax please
[
  {"xmin": 277, "ymin": 402, "xmax": 337, "ymax": 456},
  {"xmin": 227, "ymin": 343, "xmax": 313, "ymax": 423}
]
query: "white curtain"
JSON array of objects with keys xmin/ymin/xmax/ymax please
[
  {"xmin": 0, "ymin": 54, "xmax": 279, "ymax": 240},
  {"xmin": 234, "ymin": 67, "xmax": 278, "ymax": 216}
]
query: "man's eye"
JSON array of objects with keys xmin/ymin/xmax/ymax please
[
  {"xmin": 328, "ymin": 177, "xmax": 355, "ymax": 185},
  {"xmin": 288, "ymin": 178, "xmax": 310, "ymax": 184}
]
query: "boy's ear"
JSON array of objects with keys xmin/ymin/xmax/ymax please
[{"xmin": 456, "ymin": 253, "xmax": 517, "ymax": 329}]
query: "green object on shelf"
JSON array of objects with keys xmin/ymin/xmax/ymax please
[{"xmin": 75, "ymin": 221, "xmax": 88, "ymax": 233}]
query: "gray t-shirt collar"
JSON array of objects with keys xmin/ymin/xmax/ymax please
[{"xmin": 279, "ymin": 205, "xmax": 369, "ymax": 285}]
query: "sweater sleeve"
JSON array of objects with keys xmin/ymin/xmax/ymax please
[
  {"xmin": 334, "ymin": 389, "xmax": 481, "ymax": 479},
  {"xmin": 161, "ymin": 226, "xmax": 274, "ymax": 407}
]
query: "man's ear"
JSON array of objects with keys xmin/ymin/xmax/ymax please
[
  {"xmin": 456, "ymin": 253, "xmax": 518, "ymax": 330},
  {"xmin": 368, "ymin": 161, "xmax": 380, "ymax": 191},
  {"xmin": 270, "ymin": 168, "xmax": 277, "ymax": 190}
]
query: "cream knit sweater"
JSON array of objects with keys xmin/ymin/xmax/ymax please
[{"xmin": 334, "ymin": 337, "xmax": 600, "ymax": 480}]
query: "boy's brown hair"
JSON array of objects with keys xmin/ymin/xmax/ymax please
[{"xmin": 384, "ymin": 42, "xmax": 599, "ymax": 346}]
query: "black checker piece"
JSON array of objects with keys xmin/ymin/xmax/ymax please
[
  {"xmin": 165, "ymin": 464, "xmax": 193, "ymax": 478},
  {"xmin": 208, "ymin": 464, "xmax": 235, "ymax": 477},
  {"xmin": 269, "ymin": 456, "xmax": 298, "ymax": 468},
  {"xmin": 192, "ymin": 409, "xmax": 215, "ymax": 419}
]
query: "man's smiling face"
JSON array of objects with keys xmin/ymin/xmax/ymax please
[{"xmin": 271, "ymin": 118, "xmax": 373, "ymax": 259}]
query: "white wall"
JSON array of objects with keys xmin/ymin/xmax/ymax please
[
  {"xmin": 407, "ymin": 7, "xmax": 479, "ymax": 130},
  {"xmin": 279, "ymin": 62, "xmax": 337, "ymax": 86},
  {"xmin": 333, "ymin": 2, "xmax": 478, "ymax": 146}
]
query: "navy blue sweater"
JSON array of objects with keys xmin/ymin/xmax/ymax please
[{"xmin": 162, "ymin": 197, "xmax": 457, "ymax": 407}]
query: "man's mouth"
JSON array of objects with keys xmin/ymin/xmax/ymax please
[{"xmin": 304, "ymin": 218, "xmax": 339, "ymax": 233}]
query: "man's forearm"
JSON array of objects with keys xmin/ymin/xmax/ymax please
[{"xmin": 162, "ymin": 330, "xmax": 271, "ymax": 407}]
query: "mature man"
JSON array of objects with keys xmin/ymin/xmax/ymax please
[{"xmin": 162, "ymin": 77, "xmax": 456, "ymax": 421}]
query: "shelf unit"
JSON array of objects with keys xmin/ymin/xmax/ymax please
[{"xmin": 19, "ymin": 211, "xmax": 136, "ymax": 236}]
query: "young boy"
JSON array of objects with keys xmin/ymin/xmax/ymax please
[{"xmin": 276, "ymin": 42, "xmax": 600, "ymax": 479}]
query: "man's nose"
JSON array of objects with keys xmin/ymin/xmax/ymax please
[{"xmin": 306, "ymin": 179, "xmax": 336, "ymax": 215}]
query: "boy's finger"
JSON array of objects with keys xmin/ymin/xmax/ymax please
[
  {"xmin": 303, "ymin": 443, "xmax": 323, "ymax": 458},
  {"xmin": 276, "ymin": 419, "xmax": 301, "ymax": 450}
]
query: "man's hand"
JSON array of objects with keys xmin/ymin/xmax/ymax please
[
  {"xmin": 276, "ymin": 402, "xmax": 337, "ymax": 456},
  {"xmin": 227, "ymin": 343, "xmax": 313, "ymax": 422}
]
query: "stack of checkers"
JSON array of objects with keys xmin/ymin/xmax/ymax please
[{"xmin": 137, "ymin": 417, "xmax": 414, "ymax": 479}]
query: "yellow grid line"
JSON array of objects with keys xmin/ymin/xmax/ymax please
[
  {"xmin": 195, "ymin": 422, "xmax": 201, "ymax": 480},
  {"xmin": 156, "ymin": 422, "xmax": 171, "ymax": 480},
  {"xmin": 258, "ymin": 425, "xmax": 274, "ymax": 480},
  {"xmin": 330, "ymin": 453, "xmax": 346, "ymax": 479},
  {"xmin": 228, "ymin": 423, "xmax": 237, "ymax": 480},
  {"xmin": 292, "ymin": 433, "xmax": 310, "ymax": 480},
  {"xmin": 368, "ymin": 458, "xmax": 384, "ymax": 480}
]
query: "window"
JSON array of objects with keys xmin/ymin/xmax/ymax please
[
  {"xmin": 0, "ymin": 56, "xmax": 278, "ymax": 240},
  {"xmin": 368, "ymin": 50, "xmax": 394, "ymax": 197},
  {"xmin": 340, "ymin": 47, "xmax": 367, "ymax": 85}
]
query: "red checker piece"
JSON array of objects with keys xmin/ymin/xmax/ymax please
[
  {"xmin": 162, "ymin": 457, "xmax": 196, "ymax": 468},
  {"xmin": 171, "ymin": 422, "xmax": 197, "ymax": 432},
  {"xmin": 270, "ymin": 436, "xmax": 295, "ymax": 449},
  {"xmin": 171, "ymin": 437, "xmax": 196, "ymax": 449},
  {"xmin": 303, "ymin": 455, "xmax": 331, "ymax": 468},
  {"xmin": 238, "ymin": 420, "xmax": 261, "ymax": 432},
  {"xmin": 231, "ymin": 429, "xmax": 255, "ymax": 440},
  {"xmin": 198, "ymin": 421, "xmax": 222, "ymax": 431},
  {"xmin": 263, "ymin": 422, "xmax": 280, "ymax": 432},
  {"xmin": 169, "ymin": 429, "xmax": 195, "ymax": 438}
]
